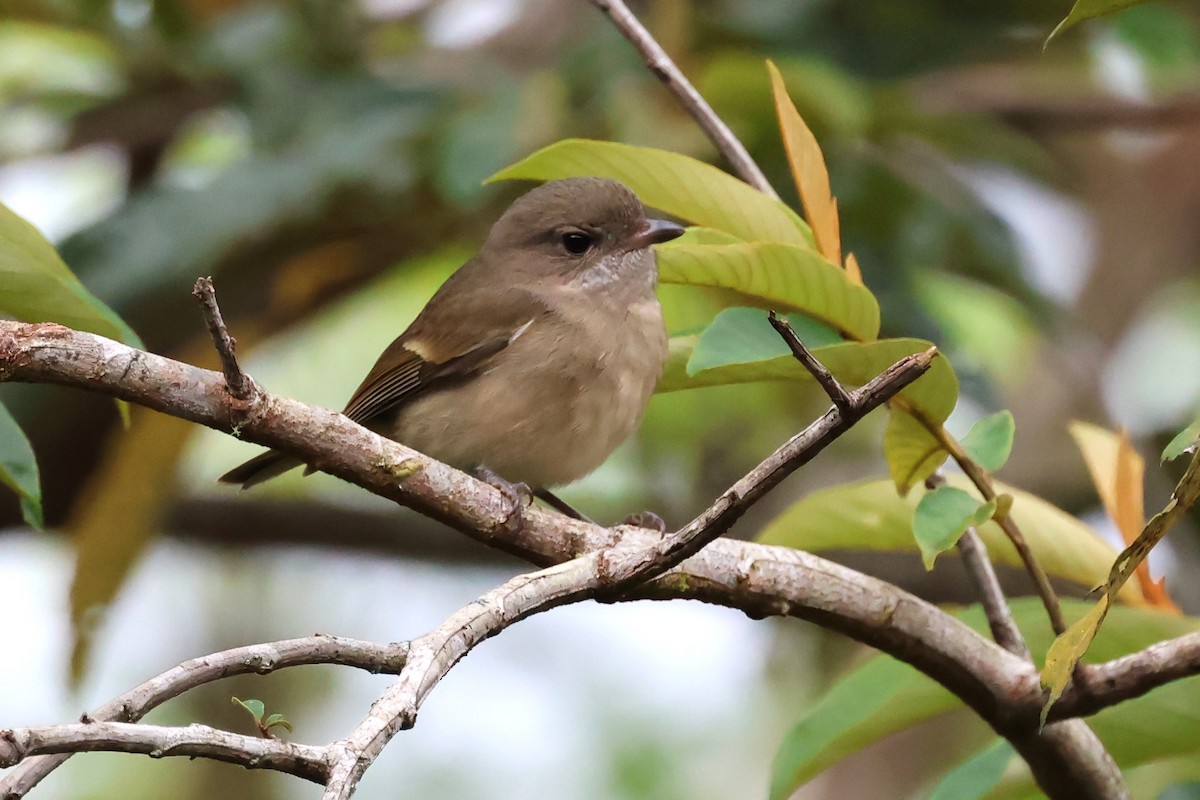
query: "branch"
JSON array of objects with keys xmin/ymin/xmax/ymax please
[
  {"xmin": 0, "ymin": 723, "xmax": 332, "ymax": 784},
  {"xmin": 0, "ymin": 321, "xmax": 1145, "ymax": 800},
  {"xmin": 1049, "ymin": 632, "xmax": 1200, "ymax": 721},
  {"xmin": 586, "ymin": 0, "xmax": 778, "ymax": 198},
  {"xmin": 191, "ymin": 276, "xmax": 250, "ymax": 400},
  {"xmin": 938, "ymin": 424, "xmax": 1067, "ymax": 635},
  {"xmin": 0, "ymin": 634, "xmax": 406, "ymax": 796},
  {"xmin": 767, "ymin": 312, "xmax": 853, "ymax": 414}
]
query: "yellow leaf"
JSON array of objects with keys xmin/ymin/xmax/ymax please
[
  {"xmin": 767, "ymin": 61, "xmax": 842, "ymax": 267},
  {"xmin": 1040, "ymin": 595, "xmax": 1110, "ymax": 727}
]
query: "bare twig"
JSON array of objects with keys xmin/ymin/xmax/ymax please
[
  {"xmin": 768, "ymin": 311, "xmax": 854, "ymax": 413},
  {"xmin": 192, "ymin": 276, "xmax": 250, "ymax": 400},
  {"xmin": 586, "ymin": 0, "xmax": 778, "ymax": 198},
  {"xmin": 0, "ymin": 723, "xmax": 333, "ymax": 784},
  {"xmin": 926, "ymin": 472, "xmax": 1029, "ymax": 658},
  {"xmin": 0, "ymin": 634, "xmax": 406, "ymax": 796},
  {"xmin": 952, "ymin": 441, "xmax": 1067, "ymax": 634}
]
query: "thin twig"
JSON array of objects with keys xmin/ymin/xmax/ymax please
[
  {"xmin": 586, "ymin": 0, "xmax": 778, "ymax": 198},
  {"xmin": 0, "ymin": 634, "xmax": 406, "ymax": 797},
  {"xmin": 768, "ymin": 311, "xmax": 854, "ymax": 413},
  {"xmin": 926, "ymin": 472, "xmax": 1029, "ymax": 658},
  {"xmin": 951, "ymin": 440, "xmax": 1067, "ymax": 635},
  {"xmin": 0, "ymin": 723, "xmax": 333, "ymax": 784},
  {"xmin": 192, "ymin": 276, "xmax": 250, "ymax": 400},
  {"xmin": 902, "ymin": 402, "xmax": 1067, "ymax": 635}
]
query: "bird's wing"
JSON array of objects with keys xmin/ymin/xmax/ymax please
[{"xmin": 340, "ymin": 288, "xmax": 543, "ymax": 425}]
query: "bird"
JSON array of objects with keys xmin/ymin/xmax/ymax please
[{"xmin": 220, "ymin": 177, "xmax": 684, "ymax": 523}]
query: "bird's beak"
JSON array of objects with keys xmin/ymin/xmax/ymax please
[{"xmin": 626, "ymin": 217, "xmax": 685, "ymax": 251}]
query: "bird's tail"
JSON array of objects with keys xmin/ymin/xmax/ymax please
[{"xmin": 218, "ymin": 450, "xmax": 303, "ymax": 489}]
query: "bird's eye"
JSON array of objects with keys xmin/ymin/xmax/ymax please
[{"xmin": 561, "ymin": 231, "xmax": 593, "ymax": 255}]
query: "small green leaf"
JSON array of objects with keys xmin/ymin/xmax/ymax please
[
  {"xmin": 0, "ymin": 401, "xmax": 42, "ymax": 528},
  {"xmin": 657, "ymin": 242, "xmax": 880, "ymax": 341},
  {"xmin": 913, "ymin": 487, "xmax": 997, "ymax": 570},
  {"xmin": 960, "ymin": 410, "xmax": 1016, "ymax": 472},
  {"xmin": 1047, "ymin": 0, "xmax": 1150, "ymax": 45},
  {"xmin": 927, "ymin": 739, "xmax": 1015, "ymax": 800},
  {"xmin": 489, "ymin": 139, "xmax": 813, "ymax": 247},
  {"xmin": 263, "ymin": 713, "xmax": 293, "ymax": 733},
  {"xmin": 0, "ymin": 201, "xmax": 141, "ymax": 347},
  {"xmin": 1163, "ymin": 418, "xmax": 1200, "ymax": 463},
  {"xmin": 685, "ymin": 307, "xmax": 842, "ymax": 377},
  {"xmin": 232, "ymin": 697, "xmax": 266, "ymax": 723}
]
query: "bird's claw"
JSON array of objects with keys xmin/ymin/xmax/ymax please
[{"xmin": 477, "ymin": 468, "xmax": 531, "ymax": 535}]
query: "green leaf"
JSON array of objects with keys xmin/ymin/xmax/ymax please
[
  {"xmin": 0, "ymin": 401, "xmax": 42, "ymax": 528},
  {"xmin": 912, "ymin": 487, "xmax": 997, "ymax": 570},
  {"xmin": 488, "ymin": 139, "xmax": 813, "ymax": 247},
  {"xmin": 883, "ymin": 411, "xmax": 949, "ymax": 494},
  {"xmin": 656, "ymin": 243, "xmax": 880, "ymax": 340},
  {"xmin": 263, "ymin": 713, "xmax": 293, "ymax": 733},
  {"xmin": 927, "ymin": 739, "xmax": 1015, "ymax": 800},
  {"xmin": 768, "ymin": 600, "xmax": 1199, "ymax": 799},
  {"xmin": 1163, "ymin": 417, "xmax": 1200, "ymax": 463},
  {"xmin": 0, "ymin": 201, "xmax": 141, "ymax": 346},
  {"xmin": 232, "ymin": 697, "xmax": 265, "ymax": 722},
  {"xmin": 755, "ymin": 477, "xmax": 1146, "ymax": 604},
  {"xmin": 1047, "ymin": 0, "xmax": 1151, "ymax": 45},
  {"xmin": 960, "ymin": 410, "xmax": 1016, "ymax": 472},
  {"xmin": 685, "ymin": 307, "xmax": 843, "ymax": 378},
  {"xmin": 667, "ymin": 226, "xmax": 745, "ymax": 246}
]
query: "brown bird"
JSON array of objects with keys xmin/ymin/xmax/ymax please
[{"xmin": 220, "ymin": 177, "xmax": 684, "ymax": 520}]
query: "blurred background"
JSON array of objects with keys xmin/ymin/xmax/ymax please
[{"xmin": 2, "ymin": 0, "xmax": 1200, "ymax": 797}]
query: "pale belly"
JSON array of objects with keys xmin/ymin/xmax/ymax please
[{"xmin": 389, "ymin": 296, "xmax": 667, "ymax": 487}]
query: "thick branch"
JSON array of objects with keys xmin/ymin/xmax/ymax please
[
  {"xmin": 0, "ymin": 722, "xmax": 333, "ymax": 784},
  {"xmin": 586, "ymin": 0, "xmax": 777, "ymax": 197}
]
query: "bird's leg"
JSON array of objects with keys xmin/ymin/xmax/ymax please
[
  {"xmin": 620, "ymin": 510, "xmax": 667, "ymax": 532},
  {"xmin": 533, "ymin": 489, "xmax": 599, "ymax": 525},
  {"xmin": 474, "ymin": 466, "xmax": 532, "ymax": 534},
  {"xmin": 536, "ymin": 488, "xmax": 665, "ymax": 532}
]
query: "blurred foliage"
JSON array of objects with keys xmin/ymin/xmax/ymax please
[{"xmin": 4, "ymin": 0, "xmax": 1200, "ymax": 798}]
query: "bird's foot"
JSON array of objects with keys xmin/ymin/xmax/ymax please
[
  {"xmin": 476, "ymin": 467, "xmax": 532, "ymax": 535},
  {"xmin": 620, "ymin": 510, "xmax": 667, "ymax": 532}
]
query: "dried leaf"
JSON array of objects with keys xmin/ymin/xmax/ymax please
[
  {"xmin": 1068, "ymin": 422, "xmax": 1176, "ymax": 610},
  {"xmin": 767, "ymin": 61, "xmax": 841, "ymax": 266}
]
